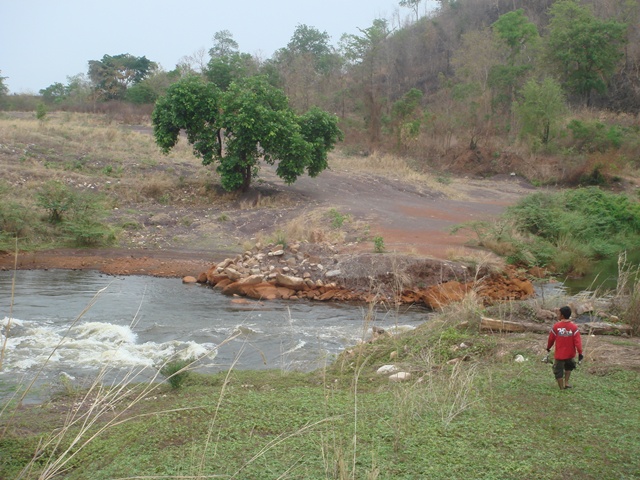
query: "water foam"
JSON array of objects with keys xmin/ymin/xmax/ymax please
[
  {"xmin": 0, "ymin": 318, "xmax": 218, "ymax": 374},
  {"xmin": 73, "ymin": 321, "xmax": 138, "ymax": 344}
]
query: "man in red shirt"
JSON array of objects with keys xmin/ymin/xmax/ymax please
[{"xmin": 547, "ymin": 306, "xmax": 584, "ymax": 390}]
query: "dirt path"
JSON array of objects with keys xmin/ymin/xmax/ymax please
[{"xmin": 274, "ymin": 167, "xmax": 535, "ymax": 257}]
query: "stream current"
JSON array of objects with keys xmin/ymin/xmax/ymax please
[{"xmin": 0, "ymin": 270, "xmax": 429, "ymax": 401}]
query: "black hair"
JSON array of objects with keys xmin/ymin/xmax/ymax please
[{"xmin": 559, "ymin": 306, "xmax": 572, "ymax": 319}]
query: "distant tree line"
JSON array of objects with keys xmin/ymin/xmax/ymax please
[{"xmin": 1, "ymin": 0, "xmax": 638, "ymax": 157}]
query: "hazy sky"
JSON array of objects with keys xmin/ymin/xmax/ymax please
[{"xmin": 1, "ymin": 0, "xmax": 437, "ymax": 94}]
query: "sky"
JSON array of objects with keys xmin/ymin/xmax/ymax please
[{"xmin": 1, "ymin": 0, "xmax": 437, "ymax": 94}]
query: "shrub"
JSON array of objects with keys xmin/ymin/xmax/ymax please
[
  {"xmin": 509, "ymin": 188, "xmax": 640, "ymax": 244},
  {"xmin": 159, "ymin": 358, "xmax": 193, "ymax": 390},
  {"xmin": 579, "ymin": 165, "xmax": 608, "ymax": 186},
  {"xmin": 328, "ymin": 208, "xmax": 348, "ymax": 228},
  {"xmin": 0, "ymin": 201, "xmax": 30, "ymax": 237},
  {"xmin": 465, "ymin": 188, "xmax": 640, "ymax": 274},
  {"xmin": 37, "ymin": 181, "xmax": 76, "ymax": 223},
  {"xmin": 62, "ymin": 218, "xmax": 115, "ymax": 246},
  {"xmin": 373, "ymin": 236, "xmax": 385, "ymax": 253},
  {"xmin": 36, "ymin": 103, "xmax": 47, "ymax": 121},
  {"xmin": 567, "ymin": 119, "xmax": 625, "ymax": 153}
]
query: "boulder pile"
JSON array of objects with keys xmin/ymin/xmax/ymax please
[{"xmin": 187, "ymin": 242, "xmax": 535, "ymax": 308}]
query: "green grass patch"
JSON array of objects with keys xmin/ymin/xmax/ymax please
[
  {"xmin": 3, "ymin": 365, "xmax": 639, "ymax": 479},
  {"xmin": 455, "ymin": 187, "xmax": 640, "ymax": 275},
  {"xmin": 327, "ymin": 208, "xmax": 349, "ymax": 228}
]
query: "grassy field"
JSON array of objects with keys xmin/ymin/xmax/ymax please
[{"xmin": 1, "ymin": 314, "xmax": 639, "ymax": 480}]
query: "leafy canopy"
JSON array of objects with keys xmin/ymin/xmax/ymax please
[
  {"xmin": 515, "ymin": 77, "xmax": 566, "ymax": 145},
  {"xmin": 152, "ymin": 75, "xmax": 343, "ymax": 192},
  {"xmin": 0, "ymin": 71, "xmax": 9, "ymax": 97},
  {"xmin": 492, "ymin": 9, "xmax": 539, "ymax": 60},
  {"xmin": 88, "ymin": 53, "xmax": 157, "ymax": 101},
  {"xmin": 284, "ymin": 24, "xmax": 337, "ymax": 75},
  {"xmin": 205, "ymin": 30, "xmax": 260, "ymax": 91},
  {"xmin": 544, "ymin": 0, "xmax": 627, "ymax": 105}
]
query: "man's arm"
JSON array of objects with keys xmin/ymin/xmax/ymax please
[
  {"xmin": 546, "ymin": 328, "xmax": 556, "ymax": 351},
  {"xmin": 574, "ymin": 328, "xmax": 583, "ymax": 355}
]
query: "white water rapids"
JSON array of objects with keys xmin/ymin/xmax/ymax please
[{"xmin": 0, "ymin": 270, "xmax": 429, "ymax": 401}]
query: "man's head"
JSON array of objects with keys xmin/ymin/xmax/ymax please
[{"xmin": 559, "ymin": 306, "xmax": 572, "ymax": 320}]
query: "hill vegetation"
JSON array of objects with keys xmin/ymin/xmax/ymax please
[
  {"xmin": 2, "ymin": 0, "xmax": 640, "ymax": 283},
  {"xmin": 1, "ymin": 0, "xmax": 639, "ymax": 191}
]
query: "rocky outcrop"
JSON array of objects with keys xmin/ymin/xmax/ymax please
[{"xmin": 197, "ymin": 242, "xmax": 534, "ymax": 308}]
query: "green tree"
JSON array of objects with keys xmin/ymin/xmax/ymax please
[
  {"xmin": 63, "ymin": 74, "xmax": 92, "ymax": 107},
  {"xmin": 488, "ymin": 9, "xmax": 539, "ymax": 114},
  {"xmin": 273, "ymin": 24, "xmax": 341, "ymax": 111},
  {"xmin": 0, "ymin": 70, "xmax": 8, "ymax": 108},
  {"xmin": 88, "ymin": 54, "xmax": 158, "ymax": 101},
  {"xmin": 152, "ymin": 76, "xmax": 342, "ymax": 192},
  {"xmin": 0, "ymin": 71, "xmax": 9, "ymax": 97},
  {"xmin": 340, "ymin": 19, "xmax": 391, "ymax": 146},
  {"xmin": 125, "ymin": 69, "xmax": 179, "ymax": 104},
  {"xmin": 515, "ymin": 77, "xmax": 566, "ymax": 145},
  {"xmin": 492, "ymin": 9, "xmax": 539, "ymax": 62},
  {"xmin": 40, "ymin": 82, "xmax": 68, "ymax": 103},
  {"xmin": 286, "ymin": 24, "xmax": 336, "ymax": 75},
  {"xmin": 205, "ymin": 30, "xmax": 259, "ymax": 90},
  {"xmin": 545, "ymin": 0, "xmax": 627, "ymax": 106},
  {"xmin": 389, "ymin": 88, "xmax": 424, "ymax": 150}
]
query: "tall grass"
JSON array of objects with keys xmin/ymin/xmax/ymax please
[
  {"xmin": 454, "ymin": 187, "xmax": 640, "ymax": 276},
  {"xmin": 612, "ymin": 252, "xmax": 640, "ymax": 334}
]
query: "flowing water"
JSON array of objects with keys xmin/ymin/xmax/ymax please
[{"xmin": 0, "ymin": 270, "xmax": 430, "ymax": 402}]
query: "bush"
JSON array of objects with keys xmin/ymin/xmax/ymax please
[
  {"xmin": 36, "ymin": 102, "xmax": 47, "ymax": 121},
  {"xmin": 509, "ymin": 188, "xmax": 640, "ymax": 243},
  {"xmin": 374, "ymin": 236, "xmax": 385, "ymax": 253},
  {"xmin": 34, "ymin": 181, "xmax": 115, "ymax": 246},
  {"xmin": 62, "ymin": 218, "xmax": 115, "ymax": 246},
  {"xmin": 328, "ymin": 208, "xmax": 348, "ymax": 228},
  {"xmin": 0, "ymin": 201, "xmax": 30, "ymax": 237},
  {"xmin": 37, "ymin": 181, "xmax": 76, "ymax": 223},
  {"xmin": 568, "ymin": 119, "xmax": 625, "ymax": 153},
  {"xmin": 159, "ymin": 358, "xmax": 193, "ymax": 390},
  {"xmin": 475, "ymin": 187, "xmax": 640, "ymax": 274}
]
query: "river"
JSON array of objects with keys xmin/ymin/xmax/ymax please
[
  {"xmin": 562, "ymin": 250, "xmax": 640, "ymax": 295},
  {"xmin": 0, "ymin": 270, "xmax": 430, "ymax": 402}
]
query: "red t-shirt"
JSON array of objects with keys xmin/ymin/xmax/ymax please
[{"xmin": 547, "ymin": 320, "xmax": 583, "ymax": 360}]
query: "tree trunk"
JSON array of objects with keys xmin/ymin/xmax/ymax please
[
  {"xmin": 542, "ymin": 121, "xmax": 550, "ymax": 144},
  {"xmin": 241, "ymin": 165, "xmax": 252, "ymax": 192},
  {"xmin": 479, "ymin": 317, "xmax": 632, "ymax": 335}
]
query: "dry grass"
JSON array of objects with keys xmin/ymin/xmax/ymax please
[
  {"xmin": 251, "ymin": 207, "xmax": 370, "ymax": 247},
  {"xmin": 138, "ymin": 173, "xmax": 176, "ymax": 201},
  {"xmin": 445, "ymin": 247, "xmax": 505, "ymax": 272},
  {"xmin": 330, "ymin": 150, "xmax": 457, "ymax": 197}
]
